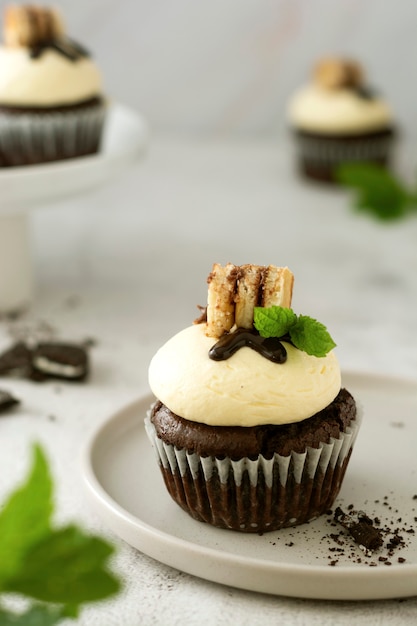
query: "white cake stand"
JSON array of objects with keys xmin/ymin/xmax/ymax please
[{"xmin": 0, "ymin": 102, "xmax": 148, "ymax": 313}]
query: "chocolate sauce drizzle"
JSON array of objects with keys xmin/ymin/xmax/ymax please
[
  {"xmin": 209, "ymin": 328, "xmax": 288, "ymax": 364},
  {"xmin": 354, "ymin": 85, "xmax": 376, "ymax": 100},
  {"xmin": 29, "ymin": 38, "xmax": 90, "ymax": 61}
]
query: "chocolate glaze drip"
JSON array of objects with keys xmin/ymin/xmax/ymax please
[
  {"xmin": 209, "ymin": 328, "xmax": 288, "ymax": 363},
  {"xmin": 354, "ymin": 85, "xmax": 377, "ymax": 100},
  {"xmin": 29, "ymin": 38, "xmax": 90, "ymax": 61}
]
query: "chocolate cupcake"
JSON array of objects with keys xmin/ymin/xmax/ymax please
[
  {"xmin": 287, "ymin": 57, "xmax": 395, "ymax": 183},
  {"xmin": 146, "ymin": 264, "xmax": 361, "ymax": 533},
  {"xmin": 0, "ymin": 5, "xmax": 106, "ymax": 167}
]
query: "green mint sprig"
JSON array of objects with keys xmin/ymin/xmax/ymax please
[
  {"xmin": 0, "ymin": 444, "xmax": 121, "ymax": 624},
  {"xmin": 253, "ymin": 306, "xmax": 336, "ymax": 358},
  {"xmin": 336, "ymin": 162, "xmax": 417, "ymax": 221}
]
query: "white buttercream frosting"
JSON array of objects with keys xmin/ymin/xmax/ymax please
[
  {"xmin": 0, "ymin": 46, "xmax": 102, "ymax": 106},
  {"xmin": 148, "ymin": 324, "xmax": 341, "ymax": 427},
  {"xmin": 288, "ymin": 85, "xmax": 392, "ymax": 135}
]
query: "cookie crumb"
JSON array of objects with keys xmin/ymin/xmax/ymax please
[
  {"xmin": 334, "ymin": 507, "xmax": 383, "ymax": 552},
  {"xmin": 0, "ymin": 389, "xmax": 20, "ymax": 414}
]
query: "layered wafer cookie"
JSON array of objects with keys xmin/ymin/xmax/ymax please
[
  {"xmin": 4, "ymin": 5, "xmax": 64, "ymax": 48},
  {"xmin": 235, "ymin": 264, "xmax": 294, "ymax": 329},
  {"xmin": 205, "ymin": 263, "xmax": 294, "ymax": 338},
  {"xmin": 206, "ymin": 263, "xmax": 238, "ymax": 338},
  {"xmin": 313, "ymin": 57, "xmax": 363, "ymax": 90},
  {"xmin": 261, "ymin": 265, "xmax": 294, "ymax": 308}
]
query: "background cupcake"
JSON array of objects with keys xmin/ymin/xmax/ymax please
[
  {"xmin": 0, "ymin": 4, "xmax": 106, "ymax": 167},
  {"xmin": 287, "ymin": 57, "xmax": 396, "ymax": 183},
  {"xmin": 146, "ymin": 263, "xmax": 361, "ymax": 533}
]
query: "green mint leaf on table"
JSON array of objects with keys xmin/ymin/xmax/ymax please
[
  {"xmin": 253, "ymin": 306, "xmax": 296, "ymax": 338},
  {"xmin": 0, "ymin": 444, "xmax": 121, "ymax": 623},
  {"xmin": 336, "ymin": 162, "xmax": 415, "ymax": 221},
  {"xmin": 0, "ymin": 444, "xmax": 53, "ymax": 584},
  {"xmin": 254, "ymin": 306, "xmax": 336, "ymax": 357},
  {"xmin": 0, "ymin": 605, "xmax": 68, "ymax": 626},
  {"xmin": 4, "ymin": 525, "xmax": 119, "ymax": 605}
]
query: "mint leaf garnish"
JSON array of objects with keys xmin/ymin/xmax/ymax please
[
  {"xmin": 336, "ymin": 162, "xmax": 416, "ymax": 221},
  {"xmin": 253, "ymin": 306, "xmax": 296, "ymax": 338},
  {"xmin": 254, "ymin": 306, "xmax": 336, "ymax": 357},
  {"xmin": 289, "ymin": 315, "xmax": 336, "ymax": 357},
  {"xmin": 0, "ymin": 445, "xmax": 121, "ymax": 623}
]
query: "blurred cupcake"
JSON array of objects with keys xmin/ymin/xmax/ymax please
[
  {"xmin": 0, "ymin": 5, "xmax": 106, "ymax": 167},
  {"xmin": 146, "ymin": 263, "xmax": 361, "ymax": 533},
  {"xmin": 287, "ymin": 57, "xmax": 395, "ymax": 183}
]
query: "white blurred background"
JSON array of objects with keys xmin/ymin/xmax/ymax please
[
  {"xmin": 1, "ymin": 0, "xmax": 414, "ymax": 136},
  {"xmin": 1, "ymin": 0, "xmax": 416, "ymax": 381}
]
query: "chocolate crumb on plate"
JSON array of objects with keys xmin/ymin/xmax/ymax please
[
  {"xmin": 0, "ymin": 389, "xmax": 20, "ymax": 414},
  {"xmin": 334, "ymin": 506, "xmax": 384, "ymax": 552}
]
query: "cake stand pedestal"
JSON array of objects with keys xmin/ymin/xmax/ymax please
[
  {"xmin": 0, "ymin": 103, "xmax": 148, "ymax": 314},
  {"xmin": 0, "ymin": 214, "xmax": 32, "ymax": 313}
]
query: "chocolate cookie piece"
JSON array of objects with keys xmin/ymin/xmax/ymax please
[
  {"xmin": 0, "ymin": 342, "xmax": 32, "ymax": 378},
  {"xmin": 31, "ymin": 343, "xmax": 89, "ymax": 381},
  {"xmin": 334, "ymin": 507, "xmax": 384, "ymax": 552},
  {"xmin": 0, "ymin": 389, "xmax": 20, "ymax": 414}
]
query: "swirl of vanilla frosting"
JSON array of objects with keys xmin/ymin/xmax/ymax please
[
  {"xmin": 0, "ymin": 46, "xmax": 102, "ymax": 106},
  {"xmin": 288, "ymin": 84, "xmax": 392, "ymax": 135},
  {"xmin": 148, "ymin": 324, "xmax": 341, "ymax": 427}
]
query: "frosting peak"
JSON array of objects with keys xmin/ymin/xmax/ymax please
[
  {"xmin": 148, "ymin": 324, "xmax": 341, "ymax": 427},
  {"xmin": 0, "ymin": 46, "xmax": 102, "ymax": 106},
  {"xmin": 288, "ymin": 85, "xmax": 392, "ymax": 135}
]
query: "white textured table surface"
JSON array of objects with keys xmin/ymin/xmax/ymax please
[{"xmin": 1, "ymin": 137, "xmax": 417, "ymax": 625}]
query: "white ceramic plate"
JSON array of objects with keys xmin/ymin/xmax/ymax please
[
  {"xmin": 1, "ymin": 102, "xmax": 149, "ymax": 211},
  {"xmin": 82, "ymin": 372, "xmax": 417, "ymax": 601}
]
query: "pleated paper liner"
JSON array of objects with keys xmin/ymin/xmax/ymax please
[
  {"xmin": 0, "ymin": 100, "xmax": 106, "ymax": 166},
  {"xmin": 145, "ymin": 409, "xmax": 362, "ymax": 533}
]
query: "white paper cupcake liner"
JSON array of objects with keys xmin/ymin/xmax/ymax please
[
  {"xmin": 0, "ymin": 103, "xmax": 106, "ymax": 166},
  {"xmin": 295, "ymin": 132, "xmax": 393, "ymax": 168},
  {"xmin": 144, "ymin": 405, "xmax": 362, "ymax": 532}
]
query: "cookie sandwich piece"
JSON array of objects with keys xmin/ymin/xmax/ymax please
[
  {"xmin": 0, "ymin": 4, "xmax": 106, "ymax": 166},
  {"xmin": 288, "ymin": 57, "xmax": 395, "ymax": 183},
  {"xmin": 146, "ymin": 264, "xmax": 361, "ymax": 533},
  {"xmin": 0, "ymin": 340, "xmax": 89, "ymax": 381}
]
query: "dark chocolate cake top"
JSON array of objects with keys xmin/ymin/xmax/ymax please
[{"xmin": 151, "ymin": 388, "xmax": 356, "ymax": 460}]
